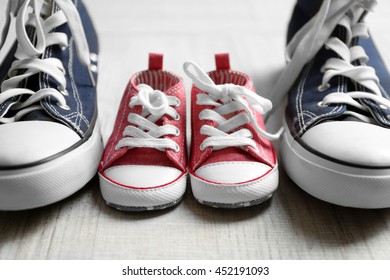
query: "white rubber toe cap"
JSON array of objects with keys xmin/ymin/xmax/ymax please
[
  {"xmin": 195, "ymin": 161, "xmax": 271, "ymax": 184},
  {"xmin": 301, "ymin": 121, "xmax": 390, "ymax": 167},
  {"xmin": 104, "ymin": 165, "xmax": 182, "ymax": 188},
  {"xmin": 0, "ymin": 121, "xmax": 80, "ymax": 167},
  {"xmin": 190, "ymin": 163, "xmax": 278, "ymax": 207}
]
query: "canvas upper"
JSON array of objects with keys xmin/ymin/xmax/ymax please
[
  {"xmin": 0, "ymin": 0, "xmax": 102, "ymax": 211},
  {"xmin": 99, "ymin": 53, "xmax": 187, "ymax": 189},
  {"xmin": 188, "ymin": 56, "xmax": 277, "ymax": 181},
  {"xmin": 183, "ymin": 54, "xmax": 279, "ymax": 208},
  {"xmin": 0, "ymin": 0, "xmax": 99, "ymax": 168},
  {"xmin": 277, "ymin": 0, "xmax": 390, "ymax": 168}
]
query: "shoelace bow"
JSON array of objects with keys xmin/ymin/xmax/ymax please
[
  {"xmin": 183, "ymin": 61, "xmax": 282, "ymax": 152},
  {"xmin": 0, "ymin": 0, "xmax": 95, "ymax": 124},
  {"xmin": 271, "ymin": 0, "xmax": 390, "ymax": 124},
  {"xmin": 115, "ymin": 84, "xmax": 181, "ymax": 152}
]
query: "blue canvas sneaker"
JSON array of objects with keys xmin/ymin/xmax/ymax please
[
  {"xmin": 272, "ymin": 0, "xmax": 390, "ymax": 208},
  {"xmin": 0, "ymin": 0, "xmax": 102, "ymax": 210}
]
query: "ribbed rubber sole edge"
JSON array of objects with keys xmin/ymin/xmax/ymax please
[
  {"xmin": 0, "ymin": 123, "xmax": 103, "ymax": 211},
  {"xmin": 281, "ymin": 121, "xmax": 390, "ymax": 208}
]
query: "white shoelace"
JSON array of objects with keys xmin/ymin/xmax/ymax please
[
  {"xmin": 115, "ymin": 84, "xmax": 181, "ymax": 152},
  {"xmin": 183, "ymin": 61, "xmax": 282, "ymax": 152},
  {"xmin": 271, "ymin": 0, "xmax": 390, "ymax": 124},
  {"xmin": 0, "ymin": 0, "xmax": 95, "ymax": 124},
  {"xmin": 317, "ymin": 8, "xmax": 390, "ymax": 122}
]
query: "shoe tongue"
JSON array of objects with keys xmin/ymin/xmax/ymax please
[
  {"xmin": 332, "ymin": 8, "xmax": 366, "ymax": 45},
  {"xmin": 336, "ymin": 115, "xmax": 364, "ymax": 123},
  {"xmin": 332, "ymin": 24, "xmax": 348, "ymax": 43},
  {"xmin": 15, "ymin": 26, "xmax": 55, "ymax": 122},
  {"xmin": 15, "ymin": 20, "xmax": 61, "ymax": 123},
  {"xmin": 342, "ymin": 115, "xmax": 363, "ymax": 122},
  {"xmin": 16, "ymin": 72, "xmax": 58, "ymax": 122},
  {"xmin": 21, "ymin": 109, "xmax": 56, "ymax": 122}
]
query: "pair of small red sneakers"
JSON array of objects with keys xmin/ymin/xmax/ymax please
[{"xmin": 98, "ymin": 53, "xmax": 280, "ymax": 211}]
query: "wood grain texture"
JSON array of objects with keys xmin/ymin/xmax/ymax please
[{"xmin": 1, "ymin": 0, "xmax": 390, "ymax": 260}]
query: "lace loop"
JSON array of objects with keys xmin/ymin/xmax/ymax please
[
  {"xmin": 0, "ymin": 0, "xmax": 95, "ymax": 124},
  {"xmin": 116, "ymin": 84, "xmax": 180, "ymax": 152},
  {"xmin": 315, "ymin": 7, "xmax": 389, "ymax": 123},
  {"xmin": 184, "ymin": 61, "xmax": 282, "ymax": 151},
  {"xmin": 271, "ymin": 0, "xmax": 390, "ymax": 125},
  {"xmin": 271, "ymin": 0, "xmax": 378, "ymax": 110}
]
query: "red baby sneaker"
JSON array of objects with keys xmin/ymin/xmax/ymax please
[
  {"xmin": 184, "ymin": 54, "xmax": 279, "ymax": 208},
  {"xmin": 99, "ymin": 53, "xmax": 187, "ymax": 211}
]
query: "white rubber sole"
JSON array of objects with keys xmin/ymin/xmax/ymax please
[
  {"xmin": 281, "ymin": 120, "xmax": 390, "ymax": 208},
  {"xmin": 98, "ymin": 172, "xmax": 188, "ymax": 211},
  {"xmin": 0, "ymin": 122, "xmax": 103, "ymax": 211},
  {"xmin": 190, "ymin": 166, "xmax": 279, "ymax": 208}
]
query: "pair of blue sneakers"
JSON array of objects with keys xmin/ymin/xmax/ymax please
[{"xmin": 0, "ymin": 0, "xmax": 388, "ymax": 210}]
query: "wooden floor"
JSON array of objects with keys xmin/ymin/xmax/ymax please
[{"xmin": 1, "ymin": 0, "xmax": 390, "ymax": 259}]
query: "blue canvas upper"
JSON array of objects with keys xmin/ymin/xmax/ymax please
[
  {"xmin": 0, "ymin": 0, "xmax": 98, "ymax": 137},
  {"xmin": 285, "ymin": 2, "xmax": 390, "ymax": 138}
]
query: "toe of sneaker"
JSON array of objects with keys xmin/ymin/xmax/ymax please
[
  {"xmin": 0, "ymin": 121, "xmax": 80, "ymax": 168},
  {"xmin": 99, "ymin": 165, "xmax": 187, "ymax": 210},
  {"xmin": 191, "ymin": 162, "xmax": 279, "ymax": 207},
  {"xmin": 195, "ymin": 161, "xmax": 273, "ymax": 184},
  {"xmin": 103, "ymin": 165, "xmax": 184, "ymax": 188},
  {"xmin": 301, "ymin": 121, "xmax": 390, "ymax": 167}
]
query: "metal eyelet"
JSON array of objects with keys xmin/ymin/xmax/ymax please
[
  {"xmin": 59, "ymin": 89, "xmax": 69, "ymax": 96},
  {"xmin": 199, "ymin": 143, "xmax": 206, "ymax": 150},
  {"xmin": 90, "ymin": 53, "xmax": 98, "ymax": 63},
  {"xmin": 198, "ymin": 112, "xmax": 204, "ymax": 120},
  {"xmin": 90, "ymin": 64, "xmax": 98, "ymax": 73},
  {"xmin": 317, "ymin": 83, "xmax": 331, "ymax": 92},
  {"xmin": 173, "ymin": 145, "xmax": 180, "ymax": 152},
  {"xmin": 173, "ymin": 114, "xmax": 180, "ymax": 121},
  {"xmin": 57, "ymin": 103, "xmax": 70, "ymax": 110},
  {"xmin": 316, "ymin": 101, "xmax": 329, "ymax": 108},
  {"xmin": 175, "ymin": 98, "xmax": 181, "ymax": 107},
  {"xmin": 174, "ymin": 128, "xmax": 180, "ymax": 136}
]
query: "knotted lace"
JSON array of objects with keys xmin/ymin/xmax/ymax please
[
  {"xmin": 115, "ymin": 84, "xmax": 181, "ymax": 152},
  {"xmin": 183, "ymin": 61, "xmax": 282, "ymax": 151},
  {"xmin": 0, "ymin": 0, "xmax": 95, "ymax": 124},
  {"xmin": 270, "ymin": 0, "xmax": 390, "ymax": 124}
]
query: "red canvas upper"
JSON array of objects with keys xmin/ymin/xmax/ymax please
[
  {"xmin": 189, "ymin": 54, "xmax": 276, "ymax": 174},
  {"xmin": 99, "ymin": 54, "xmax": 187, "ymax": 175}
]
